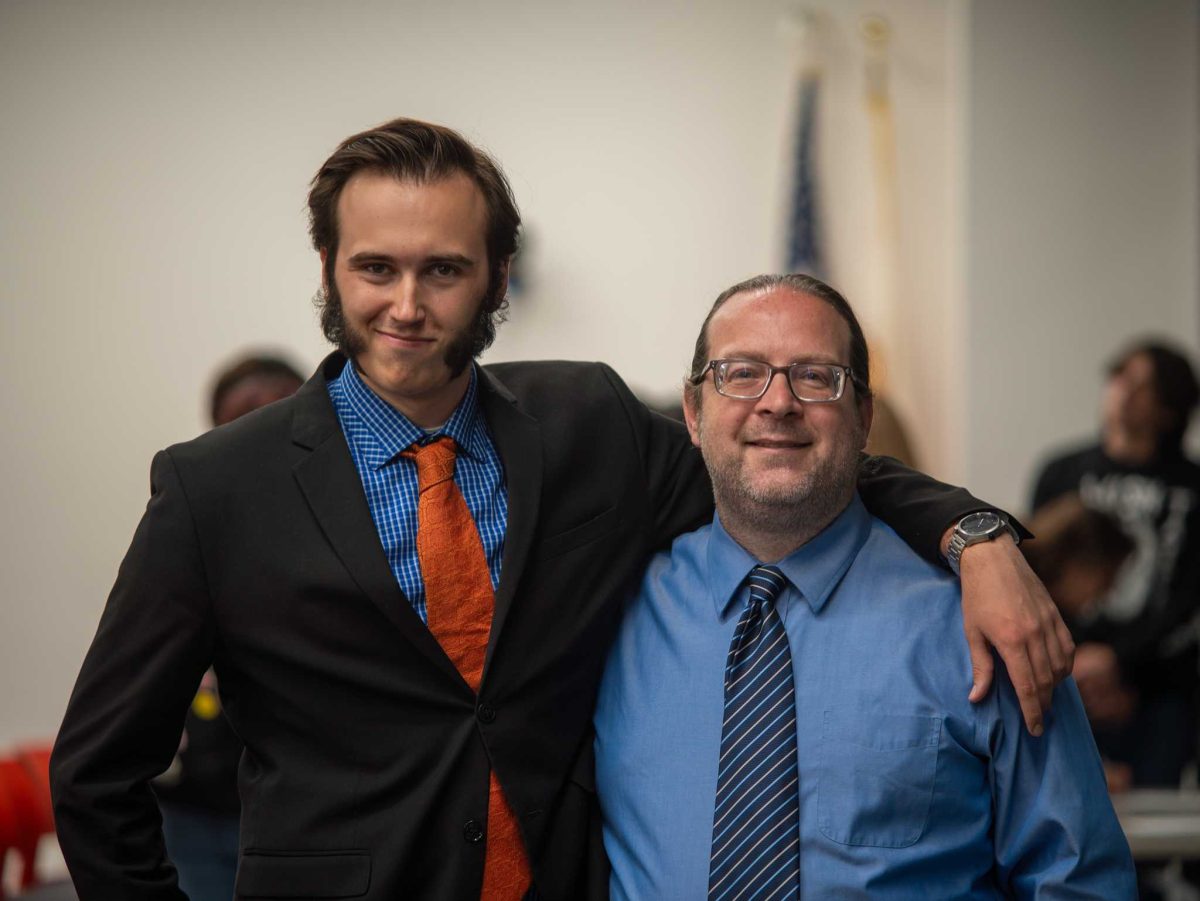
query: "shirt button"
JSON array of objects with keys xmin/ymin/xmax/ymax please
[
  {"xmin": 477, "ymin": 703, "xmax": 496, "ymax": 724},
  {"xmin": 463, "ymin": 819, "xmax": 484, "ymax": 843}
]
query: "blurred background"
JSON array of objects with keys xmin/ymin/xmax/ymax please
[{"xmin": 0, "ymin": 0, "xmax": 1196, "ymax": 767}]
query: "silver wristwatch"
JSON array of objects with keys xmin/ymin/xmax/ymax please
[{"xmin": 945, "ymin": 511, "xmax": 1019, "ymax": 575}]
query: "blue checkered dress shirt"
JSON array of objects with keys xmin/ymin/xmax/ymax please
[{"xmin": 327, "ymin": 361, "xmax": 508, "ymax": 624}]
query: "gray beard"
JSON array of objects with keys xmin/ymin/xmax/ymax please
[{"xmin": 702, "ymin": 433, "xmax": 862, "ymax": 548}]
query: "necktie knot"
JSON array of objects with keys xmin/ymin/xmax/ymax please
[
  {"xmin": 402, "ymin": 436, "xmax": 457, "ymax": 492},
  {"xmin": 746, "ymin": 563, "xmax": 787, "ymax": 611}
]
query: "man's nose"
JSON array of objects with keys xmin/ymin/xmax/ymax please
[
  {"xmin": 755, "ymin": 369, "xmax": 804, "ymax": 416},
  {"xmin": 388, "ymin": 276, "xmax": 423, "ymax": 323}
]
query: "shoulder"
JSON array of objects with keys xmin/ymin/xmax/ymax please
[
  {"xmin": 167, "ymin": 394, "xmax": 297, "ymax": 464},
  {"xmin": 155, "ymin": 391, "xmax": 316, "ymax": 505},
  {"xmin": 482, "ymin": 359, "xmax": 629, "ymax": 404},
  {"xmin": 640, "ymin": 525, "xmax": 711, "ymax": 597},
  {"xmin": 856, "ymin": 516, "xmax": 961, "ymax": 605},
  {"xmin": 615, "ymin": 525, "xmax": 711, "ymax": 623},
  {"xmin": 843, "ymin": 517, "xmax": 972, "ymax": 672},
  {"xmin": 1035, "ymin": 442, "xmax": 1103, "ymax": 482},
  {"xmin": 1031, "ymin": 441, "xmax": 1104, "ymax": 507}
]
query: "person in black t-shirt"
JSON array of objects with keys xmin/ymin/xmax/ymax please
[{"xmin": 1032, "ymin": 339, "xmax": 1200, "ymax": 787}]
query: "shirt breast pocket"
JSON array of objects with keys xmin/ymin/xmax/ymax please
[{"xmin": 816, "ymin": 709, "xmax": 942, "ymax": 848}]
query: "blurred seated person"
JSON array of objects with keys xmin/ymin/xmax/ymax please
[
  {"xmin": 1031, "ymin": 339, "xmax": 1200, "ymax": 788},
  {"xmin": 152, "ymin": 353, "xmax": 304, "ymax": 901},
  {"xmin": 1023, "ymin": 494, "xmax": 1136, "ymax": 790}
]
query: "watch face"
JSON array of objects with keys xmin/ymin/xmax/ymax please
[{"xmin": 959, "ymin": 511, "xmax": 1001, "ymax": 537}]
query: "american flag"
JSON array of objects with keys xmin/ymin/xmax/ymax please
[{"xmin": 786, "ymin": 70, "xmax": 825, "ymax": 278}]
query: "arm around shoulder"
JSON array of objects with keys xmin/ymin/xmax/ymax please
[{"xmin": 599, "ymin": 364, "xmax": 713, "ymax": 549}]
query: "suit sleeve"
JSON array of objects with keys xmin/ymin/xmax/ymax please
[
  {"xmin": 857, "ymin": 455, "xmax": 1031, "ymax": 567},
  {"xmin": 598, "ymin": 365, "xmax": 714, "ymax": 551},
  {"xmin": 51, "ymin": 450, "xmax": 215, "ymax": 901}
]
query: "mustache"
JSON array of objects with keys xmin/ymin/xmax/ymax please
[{"xmin": 743, "ymin": 430, "xmax": 814, "ymax": 444}]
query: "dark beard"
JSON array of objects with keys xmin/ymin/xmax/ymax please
[{"xmin": 318, "ymin": 276, "xmax": 497, "ymax": 379}]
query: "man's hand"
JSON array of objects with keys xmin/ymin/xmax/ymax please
[{"xmin": 950, "ymin": 533, "xmax": 1075, "ymax": 735}]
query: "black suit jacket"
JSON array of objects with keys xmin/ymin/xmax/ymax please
[{"xmin": 51, "ymin": 354, "xmax": 988, "ymax": 900}]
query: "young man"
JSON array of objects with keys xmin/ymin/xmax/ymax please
[
  {"xmin": 1033, "ymin": 342, "xmax": 1200, "ymax": 787},
  {"xmin": 53, "ymin": 120, "xmax": 1070, "ymax": 900},
  {"xmin": 596, "ymin": 274, "xmax": 1134, "ymax": 898}
]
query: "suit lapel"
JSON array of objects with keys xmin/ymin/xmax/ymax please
[
  {"xmin": 478, "ymin": 367, "xmax": 543, "ymax": 677},
  {"xmin": 290, "ymin": 354, "xmax": 463, "ymax": 686}
]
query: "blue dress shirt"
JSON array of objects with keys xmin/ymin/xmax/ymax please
[
  {"xmin": 327, "ymin": 361, "xmax": 507, "ymax": 623},
  {"xmin": 594, "ymin": 495, "xmax": 1135, "ymax": 899}
]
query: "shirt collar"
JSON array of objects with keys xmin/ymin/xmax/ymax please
[
  {"xmin": 706, "ymin": 493, "xmax": 872, "ymax": 619},
  {"xmin": 335, "ymin": 362, "xmax": 487, "ymax": 469}
]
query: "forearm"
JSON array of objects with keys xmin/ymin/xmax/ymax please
[{"xmin": 858, "ymin": 454, "xmax": 1029, "ymax": 566}]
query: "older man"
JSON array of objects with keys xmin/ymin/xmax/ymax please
[{"xmin": 595, "ymin": 274, "xmax": 1134, "ymax": 899}]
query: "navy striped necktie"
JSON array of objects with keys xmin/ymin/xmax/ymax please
[{"xmin": 708, "ymin": 564, "xmax": 800, "ymax": 900}]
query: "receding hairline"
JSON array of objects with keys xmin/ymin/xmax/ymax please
[{"xmin": 706, "ymin": 284, "xmax": 855, "ymax": 353}]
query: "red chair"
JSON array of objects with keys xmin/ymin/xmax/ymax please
[
  {"xmin": 14, "ymin": 744, "xmax": 54, "ymax": 837},
  {"xmin": 0, "ymin": 742, "xmax": 57, "ymax": 899}
]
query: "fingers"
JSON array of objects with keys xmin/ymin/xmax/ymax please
[
  {"xmin": 1025, "ymin": 629, "xmax": 1055, "ymax": 728},
  {"xmin": 1007, "ymin": 645, "xmax": 1045, "ymax": 737},
  {"xmin": 966, "ymin": 627, "xmax": 994, "ymax": 704},
  {"xmin": 981, "ymin": 621, "xmax": 1051, "ymax": 736},
  {"xmin": 1049, "ymin": 610, "xmax": 1077, "ymax": 682}
]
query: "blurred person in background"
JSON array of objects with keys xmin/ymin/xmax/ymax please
[
  {"xmin": 152, "ymin": 353, "xmax": 304, "ymax": 901},
  {"xmin": 1022, "ymin": 494, "xmax": 1136, "ymax": 790},
  {"xmin": 1031, "ymin": 340, "xmax": 1200, "ymax": 788}
]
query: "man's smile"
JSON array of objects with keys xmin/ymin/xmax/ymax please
[{"xmin": 374, "ymin": 328, "xmax": 436, "ymax": 349}]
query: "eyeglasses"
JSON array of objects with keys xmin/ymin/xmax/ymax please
[{"xmin": 691, "ymin": 359, "xmax": 857, "ymax": 403}]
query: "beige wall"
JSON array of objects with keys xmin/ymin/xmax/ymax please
[
  {"xmin": 1, "ymin": 0, "xmax": 1196, "ymax": 744},
  {"xmin": 964, "ymin": 0, "xmax": 1199, "ymax": 511}
]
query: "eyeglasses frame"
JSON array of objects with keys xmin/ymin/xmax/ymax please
[{"xmin": 689, "ymin": 358, "xmax": 861, "ymax": 403}]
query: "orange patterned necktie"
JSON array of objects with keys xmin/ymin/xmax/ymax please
[{"xmin": 401, "ymin": 436, "xmax": 531, "ymax": 901}]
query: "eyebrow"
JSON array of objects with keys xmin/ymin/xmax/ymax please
[
  {"xmin": 345, "ymin": 251, "xmax": 478, "ymax": 268},
  {"xmin": 720, "ymin": 353, "xmax": 846, "ymax": 366}
]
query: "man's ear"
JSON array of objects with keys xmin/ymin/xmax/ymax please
[
  {"xmin": 319, "ymin": 248, "xmax": 330, "ymax": 290},
  {"xmin": 682, "ymin": 386, "xmax": 703, "ymax": 448},
  {"xmin": 497, "ymin": 258, "xmax": 511, "ymax": 300}
]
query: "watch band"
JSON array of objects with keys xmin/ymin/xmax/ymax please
[{"xmin": 946, "ymin": 512, "xmax": 1019, "ymax": 576}]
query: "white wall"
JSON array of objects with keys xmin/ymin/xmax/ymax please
[
  {"xmin": 0, "ymin": 0, "xmax": 1196, "ymax": 744},
  {"xmin": 0, "ymin": 0, "xmax": 953, "ymax": 744},
  {"xmin": 964, "ymin": 0, "xmax": 1199, "ymax": 512}
]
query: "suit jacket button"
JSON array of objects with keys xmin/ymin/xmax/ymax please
[
  {"xmin": 477, "ymin": 703, "xmax": 496, "ymax": 724},
  {"xmin": 463, "ymin": 819, "xmax": 485, "ymax": 843}
]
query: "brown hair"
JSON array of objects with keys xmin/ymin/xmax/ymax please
[
  {"xmin": 209, "ymin": 354, "xmax": 304, "ymax": 426},
  {"xmin": 1108, "ymin": 339, "xmax": 1199, "ymax": 452},
  {"xmin": 308, "ymin": 117, "xmax": 521, "ymax": 355},
  {"xmin": 1022, "ymin": 494, "xmax": 1133, "ymax": 589}
]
